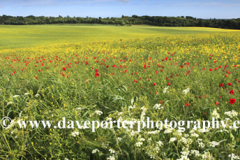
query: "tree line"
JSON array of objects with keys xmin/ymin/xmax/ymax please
[{"xmin": 0, "ymin": 14, "xmax": 239, "ymax": 29}]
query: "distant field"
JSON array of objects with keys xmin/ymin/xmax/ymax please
[{"xmin": 0, "ymin": 24, "xmax": 238, "ymax": 50}]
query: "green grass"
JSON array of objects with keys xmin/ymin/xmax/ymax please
[{"xmin": 0, "ymin": 24, "xmax": 236, "ymax": 50}]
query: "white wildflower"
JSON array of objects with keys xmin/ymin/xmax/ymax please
[
  {"xmin": 118, "ymin": 112, "xmax": 123, "ymax": 115},
  {"xmin": 209, "ymin": 141, "xmax": 219, "ymax": 147},
  {"xmin": 163, "ymin": 86, "xmax": 169, "ymax": 94},
  {"xmin": 95, "ymin": 110, "xmax": 103, "ymax": 116},
  {"xmin": 190, "ymin": 150, "xmax": 200, "ymax": 157},
  {"xmin": 177, "ymin": 156, "xmax": 189, "ymax": 160},
  {"xmin": 35, "ymin": 93, "xmax": 40, "ymax": 97},
  {"xmin": 202, "ymin": 151, "xmax": 212, "ymax": 160},
  {"xmin": 71, "ymin": 131, "xmax": 79, "ymax": 137},
  {"xmin": 129, "ymin": 105, "xmax": 135, "ymax": 109},
  {"xmin": 139, "ymin": 138, "xmax": 145, "ymax": 141},
  {"xmin": 131, "ymin": 98, "xmax": 134, "ymax": 105},
  {"xmin": 169, "ymin": 137, "xmax": 177, "ymax": 143},
  {"xmin": 184, "ymin": 134, "xmax": 189, "ymax": 137},
  {"xmin": 164, "ymin": 127, "xmax": 174, "ymax": 134},
  {"xmin": 191, "ymin": 133, "xmax": 199, "ymax": 138},
  {"xmin": 153, "ymin": 103, "xmax": 163, "ymax": 110},
  {"xmin": 117, "ymin": 137, "xmax": 122, "ymax": 142},
  {"xmin": 180, "ymin": 137, "xmax": 188, "ymax": 145},
  {"xmin": 182, "ymin": 88, "xmax": 190, "ymax": 95},
  {"xmin": 107, "ymin": 156, "xmax": 115, "ymax": 160},
  {"xmin": 136, "ymin": 142, "xmax": 143, "ymax": 147},
  {"xmin": 153, "ymin": 146, "xmax": 160, "ymax": 153},
  {"xmin": 228, "ymin": 153, "xmax": 240, "ymax": 160},
  {"xmin": 156, "ymin": 141, "xmax": 163, "ymax": 147},
  {"xmin": 13, "ymin": 95, "xmax": 20, "ymax": 98},
  {"xmin": 140, "ymin": 106, "xmax": 147, "ymax": 121},
  {"xmin": 7, "ymin": 101, "xmax": 14, "ymax": 106},
  {"xmin": 225, "ymin": 110, "xmax": 238, "ymax": 118},
  {"xmin": 148, "ymin": 130, "xmax": 160, "ymax": 134},
  {"xmin": 211, "ymin": 109, "xmax": 220, "ymax": 119},
  {"xmin": 109, "ymin": 149, "xmax": 115, "ymax": 154},
  {"xmin": 24, "ymin": 93, "xmax": 29, "ymax": 96}
]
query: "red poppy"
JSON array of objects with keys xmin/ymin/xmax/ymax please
[
  {"xmin": 215, "ymin": 101, "xmax": 219, "ymax": 105},
  {"xmin": 62, "ymin": 67, "xmax": 66, "ymax": 71},
  {"xmin": 153, "ymin": 83, "xmax": 156, "ymax": 86},
  {"xmin": 219, "ymin": 83, "xmax": 223, "ymax": 87},
  {"xmin": 229, "ymin": 99, "xmax": 236, "ymax": 104},
  {"xmin": 185, "ymin": 103, "xmax": 189, "ymax": 107},
  {"xmin": 209, "ymin": 69, "xmax": 212, "ymax": 71},
  {"xmin": 228, "ymin": 83, "xmax": 232, "ymax": 86},
  {"xmin": 167, "ymin": 82, "xmax": 171, "ymax": 86},
  {"xmin": 229, "ymin": 90, "xmax": 234, "ymax": 95}
]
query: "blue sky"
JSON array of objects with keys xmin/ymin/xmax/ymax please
[{"xmin": 0, "ymin": 0, "xmax": 239, "ymax": 19}]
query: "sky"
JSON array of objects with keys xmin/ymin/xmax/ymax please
[{"xmin": 0, "ymin": 0, "xmax": 239, "ymax": 19}]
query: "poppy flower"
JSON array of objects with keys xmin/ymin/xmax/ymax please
[
  {"xmin": 215, "ymin": 101, "xmax": 219, "ymax": 105},
  {"xmin": 153, "ymin": 83, "xmax": 156, "ymax": 86},
  {"xmin": 167, "ymin": 82, "xmax": 171, "ymax": 86},
  {"xmin": 185, "ymin": 103, "xmax": 189, "ymax": 107},
  {"xmin": 228, "ymin": 83, "xmax": 232, "ymax": 86},
  {"xmin": 219, "ymin": 83, "xmax": 223, "ymax": 87},
  {"xmin": 62, "ymin": 67, "xmax": 66, "ymax": 71},
  {"xmin": 229, "ymin": 99, "xmax": 236, "ymax": 104},
  {"xmin": 229, "ymin": 90, "xmax": 234, "ymax": 95}
]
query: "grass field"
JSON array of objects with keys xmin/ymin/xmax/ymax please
[
  {"xmin": 0, "ymin": 25, "xmax": 240, "ymax": 160},
  {"xmin": 0, "ymin": 24, "xmax": 237, "ymax": 50}
]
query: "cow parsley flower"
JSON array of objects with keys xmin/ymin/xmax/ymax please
[
  {"xmin": 182, "ymin": 88, "xmax": 190, "ymax": 95},
  {"xmin": 153, "ymin": 104, "xmax": 163, "ymax": 110},
  {"xmin": 169, "ymin": 137, "xmax": 177, "ymax": 143},
  {"xmin": 157, "ymin": 141, "xmax": 163, "ymax": 147},
  {"xmin": 95, "ymin": 110, "xmax": 103, "ymax": 116},
  {"xmin": 225, "ymin": 110, "xmax": 238, "ymax": 118},
  {"xmin": 35, "ymin": 93, "xmax": 40, "ymax": 97},
  {"xmin": 136, "ymin": 142, "xmax": 143, "ymax": 147},
  {"xmin": 71, "ymin": 131, "xmax": 79, "ymax": 137},
  {"xmin": 163, "ymin": 86, "xmax": 169, "ymax": 94},
  {"xmin": 107, "ymin": 156, "xmax": 115, "ymax": 160},
  {"xmin": 7, "ymin": 101, "xmax": 14, "ymax": 106},
  {"xmin": 211, "ymin": 109, "xmax": 220, "ymax": 119},
  {"xmin": 109, "ymin": 149, "xmax": 115, "ymax": 154},
  {"xmin": 13, "ymin": 95, "xmax": 20, "ymax": 98}
]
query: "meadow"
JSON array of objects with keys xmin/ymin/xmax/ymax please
[{"xmin": 0, "ymin": 25, "xmax": 240, "ymax": 160}]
